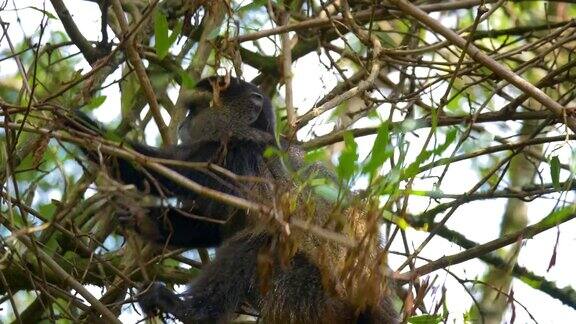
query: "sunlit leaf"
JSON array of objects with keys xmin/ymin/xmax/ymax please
[{"xmin": 395, "ymin": 218, "xmax": 408, "ymax": 230}]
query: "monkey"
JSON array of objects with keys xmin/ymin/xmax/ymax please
[
  {"xmin": 69, "ymin": 77, "xmax": 275, "ymax": 248},
  {"xmin": 69, "ymin": 76, "xmax": 398, "ymax": 323}
]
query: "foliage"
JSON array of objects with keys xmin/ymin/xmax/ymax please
[{"xmin": 0, "ymin": 0, "xmax": 575, "ymax": 323}]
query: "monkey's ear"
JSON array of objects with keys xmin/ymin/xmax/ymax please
[{"xmin": 246, "ymin": 92, "xmax": 264, "ymax": 124}]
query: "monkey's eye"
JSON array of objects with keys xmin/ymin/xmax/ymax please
[
  {"xmin": 250, "ymin": 92, "xmax": 264, "ymax": 108},
  {"xmin": 187, "ymin": 90, "xmax": 213, "ymax": 115}
]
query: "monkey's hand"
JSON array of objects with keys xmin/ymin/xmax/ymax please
[
  {"xmin": 138, "ymin": 282, "xmax": 228, "ymax": 323},
  {"xmin": 116, "ymin": 209, "xmax": 165, "ymax": 245},
  {"xmin": 138, "ymin": 282, "xmax": 181, "ymax": 318}
]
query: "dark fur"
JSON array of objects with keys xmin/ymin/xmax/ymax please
[{"xmin": 72, "ymin": 76, "xmax": 398, "ymax": 323}]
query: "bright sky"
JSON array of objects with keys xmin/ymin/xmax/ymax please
[{"xmin": 1, "ymin": 1, "xmax": 575, "ymax": 323}]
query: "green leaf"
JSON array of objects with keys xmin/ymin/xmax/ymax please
[
  {"xmin": 153, "ymin": 12, "xmax": 181, "ymax": 59},
  {"xmin": 408, "ymin": 314, "xmax": 443, "ymax": 324},
  {"xmin": 433, "ymin": 128, "xmax": 457, "ymax": 155},
  {"xmin": 154, "ymin": 11, "xmax": 170, "ymax": 59},
  {"xmin": 402, "ymin": 128, "xmax": 457, "ymax": 179},
  {"xmin": 86, "ymin": 95, "xmax": 107, "ymax": 109},
  {"xmin": 168, "ymin": 20, "xmax": 183, "ymax": 45},
  {"xmin": 178, "ymin": 70, "xmax": 197, "ymax": 89},
  {"xmin": 104, "ymin": 128, "xmax": 124, "ymax": 143},
  {"xmin": 44, "ymin": 236, "xmax": 61, "ymax": 254},
  {"xmin": 336, "ymin": 132, "xmax": 358, "ymax": 181},
  {"xmin": 374, "ymin": 31, "xmax": 395, "ymax": 47},
  {"xmin": 403, "ymin": 151, "xmax": 431, "ymax": 178},
  {"xmin": 304, "ymin": 149, "xmax": 326, "ymax": 164},
  {"xmin": 539, "ymin": 206, "xmax": 574, "ymax": 228},
  {"xmin": 550, "ymin": 156, "xmax": 561, "ymax": 190},
  {"xmin": 120, "ymin": 72, "xmax": 140, "ymax": 117},
  {"xmin": 313, "ymin": 184, "xmax": 339, "ymax": 203},
  {"xmin": 39, "ymin": 203, "xmax": 57, "ymax": 219},
  {"xmin": 396, "ymin": 218, "xmax": 409, "ymax": 230},
  {"xmin": 263, "ymin": 146, "xmax": 281, "ymax": 158},
  {"xmin": 363, "ymin": 122, "xmax": 390, "ymax": 176}
]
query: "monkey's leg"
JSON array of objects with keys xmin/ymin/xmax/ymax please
[
  {"xmin": 138, "ymin": 231, "xmax": 268, "ymax": 323},
  {"xmin": 259, "ymin": 254, "xmax": 355, "ymax": 324},
  {"xmin": 123, "ymin": 206, "xmax": 224, "ymax": 248}
]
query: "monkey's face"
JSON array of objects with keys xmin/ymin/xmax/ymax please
[{"xmin": 179, "ymin": 76, "xmax": 275, "ymax": 144}]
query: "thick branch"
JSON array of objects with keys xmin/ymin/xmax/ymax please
[{"xmin": 50, "ymin": 0, "xmax": 105, "ymax": 64}]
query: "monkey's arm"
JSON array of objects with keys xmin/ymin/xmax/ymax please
[
  {"xmin": 109, "ymin": 142, "xmax": 183, "ymax": 196},
  {"xmin": 128, "ymin": 206, "xmax": 224, "ymax": 248},
  {"xmin": 65, "ymin": 110, "xmax": 175, "ymax": 193},
  {"xmin": 109, "ymin": 156, "xmax": 231, "ymax": 249},
  {"xmin": 66, "ymin": 111, "xmax": 230, "ymax": 248},
  {"xmin": 66, "ymin": 110, "xmax": 214, "ymax": 197}
]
